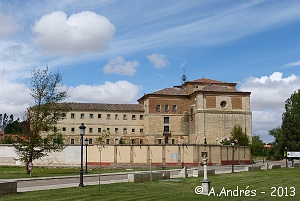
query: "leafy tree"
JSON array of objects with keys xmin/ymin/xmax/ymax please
[
  {"xmin": 220, "ymin": 124, "xmax": 249, "ymax": 146},
  {"xmin": 4, "ymin": 118, "xmax": 24, "ymax": 134},
  {"xmin": 13, "ymin": 67, "xmax": 70, "ymax": 170},
  {"xmin": 119, "ymin": 137, "xmax": 126, "ymax": 144},
  {"xmin": 0, "ymin": 135, "xmax": 15, "ymax": 144},
  {"xmin": 250, "ymin": 135, "xmax": 264, "ymax": 157}
]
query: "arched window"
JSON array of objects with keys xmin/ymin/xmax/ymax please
[
  {"xmin": 156, "ymin": 105, "xmax": 161, "ymax": 112},
  {"xmin": 172, "ymin": 105, "xmax": 177, "ymax": 112},
  {"xmin": 164, "ymin": 104, "xmax": 169, "ymax": 112}
]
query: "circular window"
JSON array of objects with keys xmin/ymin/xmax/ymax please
[{"xmin": 220, "ymin": 101, "xmax": 227, "ymax": 108}]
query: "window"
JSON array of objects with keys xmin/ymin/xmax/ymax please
[
  {"xmin": 107, "ymin": 114, "xmax": 111, "ymax": 120},
  {"xmin": 172, "ymin": 139, "xmax": 175, "ymax": 144},
  {"xmin": 131, "ymin": 139, "xmax": 136, "ymax": 144},
  {"xmin": 115, "ymin": 138, "xmax": 119, "ymax": 144},
  {"xmin": 62, "ymin": 113, "xmax": 66, "ymax": 118},
  {"xmin": 158, "ymin": 139, "xmax": 162, "ymax": 144},
  {"xmin": 106, "ymin": 139, "xmax": 110, "ymax": 144},
  {"xmin": 71, "ymin": 127, "xmax": 75, "ymax": 132},
  {"xmin": 132, "ymin": 115, "xmax": 136, "ymax": 120},
  {"xmin": 80, "ymin": 113, "xmax": 84, "ymax": 119},
  {"xmin": 115, "ymin": 114, "xmax": 119, "ymax": 120},
  {"xmin": 89, "ymin": 138, "xmax": 93, "ymax": 144},
  {"xmin": 106, "ymin": 128, "xmax": 110, "ymax": 133},
  {"xmin": 140, "ymin": 139, "xmax": 143, "ymax": 144},
  {"xmin": 98, "ymin": 114, "xmax": 101, "ymax": 119},
  {"xmin": 164, "ymin": 126, "xmax": 170, "ymax": 132},
  {"xmin": 132, "ymin": 128, "xmax": 135, "ymax": 133},
  {"xmin": 71, "ymin": 113, "xmax": 75, "ymax": 119},
  {"xmin": 123, "ymin": 128, "xmax": 127, "ymax": 134},
  {"xmin": 140, "ymin": 128, "xmax": 144, "ymax": 133},
  {"xmin": 70, "ymin": 139, "xmax": 75, "ymax": 144},
  {"xmin": 98, "ymin": 128, "xmax": 101, "ymax": 133},
  {"xmin": 164, "ymin": 117, "xmax": 169, "ymax": 124},
  {"xmin": 89, "ymin": 114, "xmax": 94, "ymax": 119},
  {"xmin": 164, "ymin": 104, "xmax": 169, "ymax": 112},
  {"xmin": 115, "ymin": 128, "xmax": 119, "ymax": 133},
  {"xmin": 156, "ymin": 105, "xmax": 161, "ymax": 112},
  {"xmin": 62, "ymin": 127, "xmax": 66, "ymax": 132},
  {"xmin": 89, "ymin": 128, "xmax": 93, "ymax": 133},
  {"xmin": 172, "ymin": 105, "xmax": 177, "ymax": 112},
  {"xmin": 220, "ymin": 101, "xmax": 227, "ymax": 108},
  {"xmin": 140, "ymin": 115, "xmax": 144, "ymax": 120},
  {"xmin": 123, "ymin": 114, "xmax": 127, "ymax": 120}
]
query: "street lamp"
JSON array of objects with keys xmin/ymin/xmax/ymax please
[
  {"xmin": 231, "ymin": 140, "xmax": 235, "ymax": 173},
  {"xmin": 285, "ymin": 146, "xmax": 288, "ymax": 167},
  {"xmin": 79, "ymin": 123, "xmax": 86, "ymax": 187},
  {"xmin": 84, "ymin": 138, "xmax": 89, "ymax": 174}
]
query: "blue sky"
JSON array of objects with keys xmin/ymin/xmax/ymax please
[{"xmin": 1, "ymin": 0, "xmax": 300, "ymax": 143}]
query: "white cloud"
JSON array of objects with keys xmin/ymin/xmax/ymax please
[
  {"xmin": 283, "ymin": 60, "xmax": 300, "ymax": 68},
  {"xmin": 0, "ymin": 12, "xmax": 18, "ymax": 37},
  {"xmin": 66, "ymin": 80, "xmax": 141, "ymax": 103},
  {"xmin": 0, "ymin": 78, "xmax": 32, "ymax": 118},
  {"xmin": 239, "ymin": 72, "xmax": 300, "ymax": 142},
  {"xmin": 32, "ymin": 11, "xmax": 115, "ymax": 55},
  {"xmin": 147, "ymin": 54, "xmax": 169, "ymax": 68},
  {"xmin": 103, "ymin": 56, "xmax": 140, "ymax": 76}
]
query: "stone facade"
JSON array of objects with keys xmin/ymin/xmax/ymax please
[{"xmin": 56, "ymin": 77, "xmax": 252, "ymax": 145}]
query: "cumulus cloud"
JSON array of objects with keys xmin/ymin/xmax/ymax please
[
  {"xmin": 0, "ymin": 78, "xmax": 32, "ymax": 118},
  {"xmin": 32, "ymin": 11, "xmax": 115, "ymax": 55},
  {"xmin": 147, "ymin": 54, "xmax": 169, "ymax": 68},
  {"xmin": 0, "ymin": 12, "xmax": 18, "ymax": 37},
  {"xmin": 103, "ymin": 56, "xmax": 140, "ymax": 76},
  {"xmin": 239, "ymin": 72, "xmax": 300, "ymax": 142},
  {"xmin": 66, "ymin": 80, "xmax": 141, "ymax": 103}
]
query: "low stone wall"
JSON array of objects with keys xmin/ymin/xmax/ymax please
[
  {"xmin": 0, "ymin": 180, "xmax": 17, "ymax": 195},
  {"xmin": 245, "ymin": 166, "xmax": 261, "ymax": 171},
  {"xmin": 192, "ymin": 169, "xmax": 215, "ymax": 177},
  {"xmin": 128, "ymin": 171, "xmax": 170, "ymax": 182}
]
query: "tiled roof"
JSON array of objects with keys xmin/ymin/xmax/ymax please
[
  {"xmin": 61, "ymin": 103, "xmax": 144, "ymax": 111},
  {"xmin": 150, "ymin": 88, "xmax": 186, "ymax": 95},
  {"xmin": 202, "ymin": 85, "xmax": 238, "ymax": 92},
  {"xmin": 191, "ymin": 78, "xmax": 229, "ymax": 84}
]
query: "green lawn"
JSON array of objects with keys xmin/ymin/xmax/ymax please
[
  {"xmin": 0, "ymin": 166, "xmax": 179, "ymax": 179},
  {"xmin": 1, "ymin": 168, "xmax": 299, "ymax": 201}
]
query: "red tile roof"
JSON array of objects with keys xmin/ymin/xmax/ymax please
[
  {"xmin": 202, "ymin": 85, "xmax": 239, "ymax": 92},
  {"xmin": 61, "ymin": 103, "xmax": 144, "ymax": 112},
  {"xmin": 191, "ymin": 78, "xmax": 228, "ymax": 84},
  {"xmin": 149, "ymin": 88, "xmax": 186, "ymax": 95}
]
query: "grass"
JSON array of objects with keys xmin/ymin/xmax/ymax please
[
  {"xmin": 0, "ymin": 165, "xmax": 180, "ymax": 179},
  {"xmin": 1, "ymin": 168, "xmax": 299, "ymax": 200}
]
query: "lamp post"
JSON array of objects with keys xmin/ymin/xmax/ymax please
[
  {"xmin": 84, "ymin": 138, "xmax": 89, "ymax": 174},
  {"xmin": 285, "ymin": 146, "xmax": 288, "ymax": 168},
  {"xmin": 231, "ymin": 140, "xmax": 235, "ymax": 173},
  {"xmin": 79, "ymin": 123, "xmax": 86, "ymax": 187}
]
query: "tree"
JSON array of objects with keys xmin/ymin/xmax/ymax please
[
  {"xmin": 250, "ymin": 136, "xmax": 264, "ymax": 157},
  {"xmin": 0, "ymin": 113, "xmax": 13, "ymax": 131},
  {"xmin": 4, "ymin": 118, "xmax": 24, "ymax": 135},
  {"xmin": 13, "ymin": 67, "xmax": 70, "ymax": 169},
  {"xmin": 220, "ymin": 124, "xmax": 249, "ymax": 146},
  {"xmin": 281, "ymin": 90, "xmax": 300, "ymax": 151}
]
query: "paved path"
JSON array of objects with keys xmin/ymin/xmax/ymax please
[{"xmin": 11, "ymin": 160, "xmax": 287, "ymax": 192}]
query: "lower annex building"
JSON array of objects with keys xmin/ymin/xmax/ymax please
[{"xmin": 57, "ymin": 77, "xmax": 252, "ymax": 145}]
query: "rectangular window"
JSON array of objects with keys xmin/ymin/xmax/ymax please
[
  {"xmin": 62, "ymin": 113, "xmax": 66, "ymax": 118},
  {"xmin": 98, "ymin": 114, "xmax": 101, "ymax": 119},
  {"xmin": 107, "ymin": 114, "xmax": 111, "ymax": 120},
  {"xmin": 71, "ymin": 127, "xmax": 75, "ymax": 132},
  {"xmin": 62, "ymin": 127, "xmax": 66, "ymax": 132},
  {"xmin": 71, "ymin": 113, "xmax": 75, "ymax": 119},
  {"xmin": 123, "ymin": 128, "xmax": 127, "ymax": 134},
  {"xmin": 164, "ymin": 117, "xmax": 169, "ymax": 124},
  {"xmin": 89, "ymin": 114, "xmax": 94, "ymax": 119},
  {"xmin": 70, "ymin": 139, "xmax": 75, "ymax": 144},
  {"xmin": 132, "ymin": 128, "xmax": 135, "ymax": 133},
  {"xmin": 132, "ymin": 115, "xmax": 136, "ymax": 120},
  {"xmin": 106, "ymin": 139, "xmax": 110, "ymax": 144},
  {"xmin": 89, "ymin": 138, "xmax": 93, "ymax": 144},
  {"xmin": 98, "ymin": 128, "xmax": 101, "ymax": 133},
  {"xmin": 89, "ymin": 128, "xmax": 93, "ymax": 133},
  {"xmin": 140, "ymin": 115, "xmax": 144, "ymax": 120},
  {"xmin": 123, "ymin": 114, "xmax": 127, "ymax": 120},
  {"xmin": 140, "ymin": 128, "xmax": 143, "ymax": 133},
  {"xmin": 140, "ymin": 139, "xmax": 143, "ymax": 144},
  {"xmin": 115, "ymin": 114, "xmax": 119, "ymax": 120},
  {"xmin": 80, "ymin": 113, "xmax": 84, "ymax": 119},
  {"xmin": 164, "ymin": 126, "xmax": 169, "ymax": 132},
  {"xmin": 172, "ymin": 139, "xmax": 175, "ymax": 144},
  {"xmin": 115, "ymin": 128, "xmax": 118, "ymax": 133},
  {"xmin": 158, "ymin": 139, "xmax": 162, "ymax": 144},
  {"xmin": 107, "ymin": 128, "xmax": 110, "ymax": 133}
]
